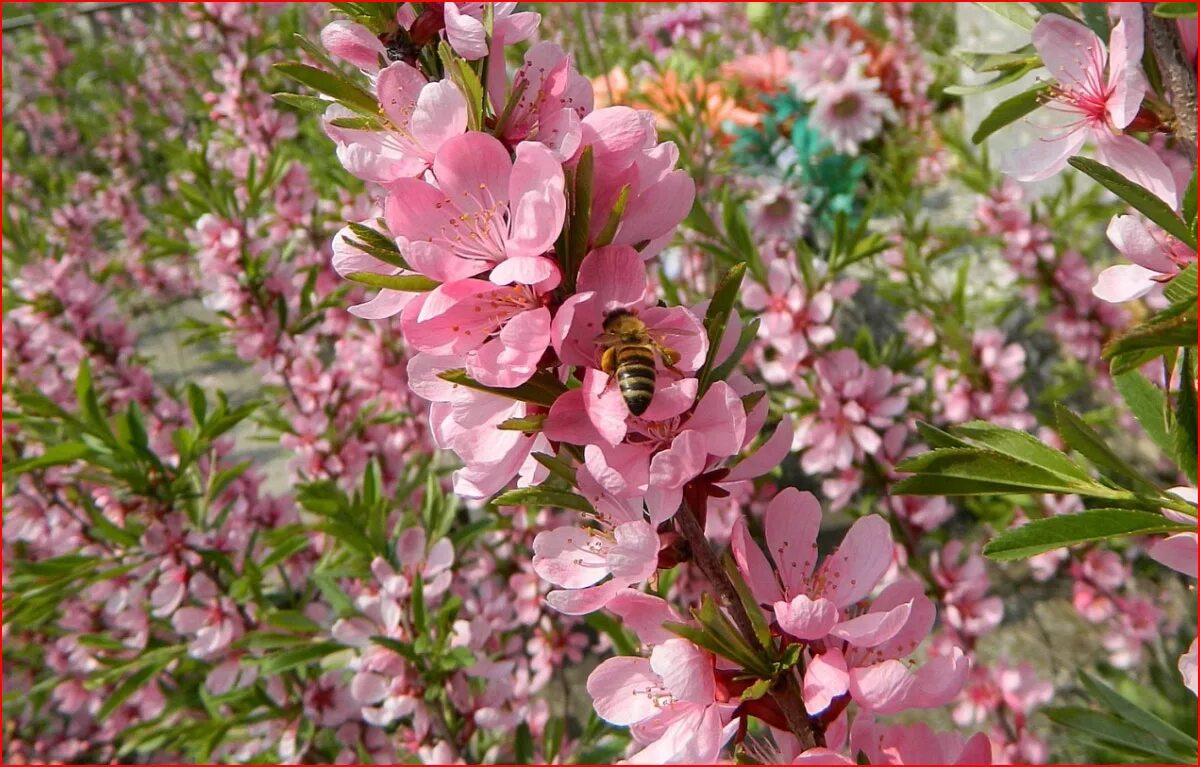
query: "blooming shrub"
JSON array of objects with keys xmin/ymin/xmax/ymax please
[{"xmin": 3, "ymin": 2, "xmax": 1197, "ymax": 764}]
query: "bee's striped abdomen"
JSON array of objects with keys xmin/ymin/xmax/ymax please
[{"xmin": 615, "ymin": 345, "xmax": 656, "ymax": 416}]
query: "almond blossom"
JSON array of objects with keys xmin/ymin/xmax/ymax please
[
  {"xmin": 323, "ymin": 61, "xmax": 467, "ymax": 184},
  {"xmin": 385, "ymin": 133, "xmax": 566, "ymax": 281},
  {"xmin": 1003, "ymin": 5, "xmax": 1176, "ymax": 204}
]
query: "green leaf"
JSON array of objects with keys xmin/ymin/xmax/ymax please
[
  {"xmin": 943, "ymin": 64, "xmax": 1038, "ymax": 96},
  {"xmin": 273, "ymin": 62, "xmax": 378, "ymax": 116},
  {"xmin": 1054, "ymin": 404, "xmax": 1158, "ymax": 490},
  {"xmin": 1154, "ymin": 2, "xmax": 1198, "ymax": 18},
  {"xmin": 696, "ymin": 263, "xmax": 747, "ymax": 394},
  {"xmin": 706, "ymin": 317, "xmax": 760, "ymax": 385},
  {"xmin": 263, "ymin": 610, "xmax": 321, "ymax": 633},
  {"xmin": 271, "ymin": 92, "xmax": 332, "ymax": 112},
  {"xmin": 493, "ymin": 487, "xmax": 594, "ymax": 513},
  {"xmin": 953, "ymin": 421, "xmax": 1093, "ymax": 482},
  {"xmin": 955, "ymin": 46, "xmax": 1038, "ymax": 72},
  {"xmin": 1183, "ymin": 171, "xmax": 1198, "ymax": 225},
  {"xmin": 584, "ymin": 612, "xmax": 638, "ymax": 656},
  {"xmin": 1069, "ymin": 157, "xmax": 1197, "ymax": 248},
  {"xmin": 514, "ymin": 722, "xmax": 534, "ymax": 764},
  {"xmin": 344, "ymin": 271, "xmax": 439, "ymax": 292},
  {"xmin": 593, "ymin": 184, "xmax": 630, "ymax": 248},
  {"xmin": 497, "ymin": 415, "xmax": 547, "ymax": 432},
  {"xmin": 1114, "ymin": 371, "xmax": 1175, "ymax": 458},
  {"xmin": 1164, "ymin": 262, "xmax": 1197, "ymax": 305},
  {"xmin": 977, "ymin": 2, "xmax": 1037, "ymax": 29},
  {"xmin": 1079, "ymin": 672, "xmax": 1198, "ymax": 753},
  {"xmin": 895, "ymin": 448, "xmax": 1115, "ymax": 496},
  {"xmin": 971, "ymin": 84, "xmax": 1048, "ymax": 144},
  {"xmin": 531, "ymin": 452, "xmax": 578, "ymax": 485},
  {"xmin": 1175, "ymin": 349, "xmax": 1199, "ymax": 483},
  {"xmin": 1103, "ymin": 308, "xmax": 1198, "ymax": 372},
  {"xmin": 437, "ymin": 368, "xmax": 565, "ymax": 408},
  {"xmin": 1081, "ymin": 2, "xmax": 1111, "ymax": 38},
  {"xmin": 255, "ymin": 642, "xmax": 342, "ymax": 675},
  {"xmin": 8, "ymin": 442, "xmax": 90, "ymax": 476},
  {"xmin": 1043, "ymin": 706, "xmax": 1195, "ymax": 762},
  {"xmin": 411, "ymin": 571, "xmax": 427, "ymax": 634},
  {"xmin": 96, "ymin": 665, "xmax": 160, "ymax": 722},
  {"xmin": 982, "ymin": 509, "xmax": 1190, "ymax": 560}
]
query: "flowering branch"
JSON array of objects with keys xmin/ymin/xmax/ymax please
[{"xmin": 1144, "ymin": 5, "xmax": 1198, "ymax": 160}]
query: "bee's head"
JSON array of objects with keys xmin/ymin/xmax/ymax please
[{"xmin": 602, "ymin": 307, "xmax": 637, "ymax": 332}]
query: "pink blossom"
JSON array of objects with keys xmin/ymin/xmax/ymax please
[
  {"xmin": 320, "ymin": 19, "xmax": 386, "ymax": 71},
  {"xmin": 1181, "ymin": 639, "xmax": 1197, "ymax": 696},
  {"xmin": 443, "ymin": 2, "xmax": 540, "ymax": 62},
  {"xmin": 170, "ymin": 574, "xmax": 245, "ymax": 660},
  {"xmin": 582, "ymin": 107, "xmax": 696, "ymax": 256},
  {"xmin": 793, "ymin": 349, "xmax": 908, "ymax": 474},
  {"xmin": 495, "ymin": 42, "xmax": 593, "ymax": 161},
  {"xmin": 385, "ymin": 134, "xmax": 565, "ymax": 281},
  {"xmin": 732, "ymin": 489, "xmax": 967, "ymax": 715},
  {"xmin": 399, "ymin": 262, "xmax": 558, "ymax": 388},
  {"xmin": 324, "ymin": 61, "xmax": 467, "ymax": 184},
  {"xmin": 533, "ymin": 520, "xmax": 659, "ymax": 614},
  {"xmin": 848, "ymin": 715, "xmax": 993, "ymax": 765},
  {"xmin": 1094, "ymin": 214, "xmax": 1197, "ymax": 303},
  {"xmin": 1003, "ymin": 6, "xmax": 1177, "ymax": 204},
  {"xmin": 587, "ymin": 629, "xmax": 734, "ymax": 763}
]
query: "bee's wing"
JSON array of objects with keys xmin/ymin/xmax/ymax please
[{"xmin": 652, "ymin": 328, "xmax": 697, "ymax": 338}]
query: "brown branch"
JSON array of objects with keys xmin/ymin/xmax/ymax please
[
  {"xmin": 675, "ymin": 494, "xmax": 819, "ymax": 750},
  {"xmin": 1144, "ymin": 5, "xmax": 1198, "ymax": 162}
]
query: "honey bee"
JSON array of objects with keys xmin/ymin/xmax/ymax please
[{"xmin": 596, "ymin": 308, "xmax": 687, "ymax": 416}]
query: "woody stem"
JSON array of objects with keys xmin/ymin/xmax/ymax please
[
  {"xmin": 676, "ymin": 493, "xmax": 819, "ymax": 750},
  {"xmin": 1144, "ymin": 5, "xmax": 1198, "ymax": 161}
]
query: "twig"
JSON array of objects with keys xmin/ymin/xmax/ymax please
[
  {"xmin": 1144, "ymin": 6, "xmax": 1198, "ymax": 162},
  {"xmin": 675, "ymin": 495, "xmax": 818, "ymax": 750}
]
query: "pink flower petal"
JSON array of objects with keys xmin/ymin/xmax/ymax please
[
  {"xmin": 587, "ymin": 656, "xmax": 661, "ymax": 725},
  {"xmin": 818, "ymin": 514, "xmax": 893, "ymax": 609},
  {"xmin": 650, "ymin": 638, "xmax": 715, "ymax": 704},
  {"xmin": 774, "ymin": 594, "xmax": 839, "ymax": 640},
  {"xmin": 764, "ymin": 488, "xmax": 823, "ymax": 596},
  {"xmin": 532, "ymin": 526, "xmax": 608, "ymax": 588},
  {"xmin": 803, "ymin": 648, "xmax": 849, "ymax": 714},
  {"xmin": 829, "ymin": 599, "xmax": 912, "ymax": 648}
]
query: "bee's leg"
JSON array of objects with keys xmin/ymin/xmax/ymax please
[
  {"xmin": 600, "ymin": 346, "xmax": 618, "ymax": 377},
  {"xmin": 658, "ymin": 346, "xmax": 686, "ymax": 379}
]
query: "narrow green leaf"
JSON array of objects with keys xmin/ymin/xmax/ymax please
[
  {"xmin": 1154, "ymin": 2, "xmax": 1198, "ymax": 18},
  {"xmin": 1081, "ymin": 2, "xmax": 1111, "ymax": 37},
  {"xmin": 697, "ymin": 263, "xmax": 747, "ymax": 394},
  {"xmin": 1175, "ymin": 349, "xmax": 1199, "ymax": 483},
  {"xmin": 411, "ymin": 571, "xmax": 427, "ymax": 634},
  {"xmin": 497, "ymin": 415, "xmax": 547, "ymax": 432},
  {"xmin": 1113, "ymin": 371, "xmax": 1175, "ymax": 458},
  {"xmin": 344, "ymin": 271, "xmax": 439, "ymax": 292},
  {"xmin": 493, "ymin": 487, "xmax": 594, "ymax": 513},
  {"xmin": 895, "ymin": 447, "xmax": 1111, "ymax": 496},
  {"xmin": 977, "ymin": 2, "xmax": 1036, "ymax": 30},
  {"xmin": 707, "ymin": 317, "xmax": 760, "ymax": 385},
  {"xmin": 1042, "ymin": 706, "xmax": 1195, "ymax": 762},
  {"xmin": 1103, "ymin": 308, "xmax": 1198, "ymax": 368},
  {"xmin": 1164, "ymin": 262, "xmax": 1197, "ymax": 304},
  {"xmin": 971, "ymin": 84, "xmax": 1048, "ymax": 144},
  {"xmin": 1053, "ymin": 405, "xmax": 1158, "ymax": 490},
  {"xmin": 584, "ymin": 611, "xmax": 637, "ymax": 656},
  {"xmin": 954, "ymin": 421, "xmax": 1092, "ymax": 481},
  {"xmin": 437, "ymin": 368, "xmax": 565, "ymax": 408},
  {"xmin": 955, "ymin": 46, "xmax": 1038, "ymax": 72},
  {"xmin": 982, "ymin": 509, "xmax": 1190, "ymax": 560},
  {"xmin": 943, "ymin": 64, "xmax": 1038, "ymax": 96},
  {"xmin": 273, "ymin": 62, "xmax": 378, "ymax": 116},
  {"xmin": 271, "ymin": 92, "xmax": 331, "ymax": 112},
  {"xmin": 1069, "ymin": 156, "xmax": 1197, "ymax": 247},
  {"xmin": 531, "ymin": 452, "xmax": 578, "ymax": 485},
  {"xmin": 97, "ymin": 665, "xmax": 160, "ymax": 722},
  {"xmin": 255, "ymin": 642, "xmax": 341, "ymax": 675},
  {"xmin": 1079, "ymin": 672, "xmax": 1198, "ymax": 752},
  {"xmin": 8, "ymin": 442, "xmax": 90, "ymax": 476},
  {"xmin": 593, "ymin": 184, "xmax": 631, "ymax": 248}
]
